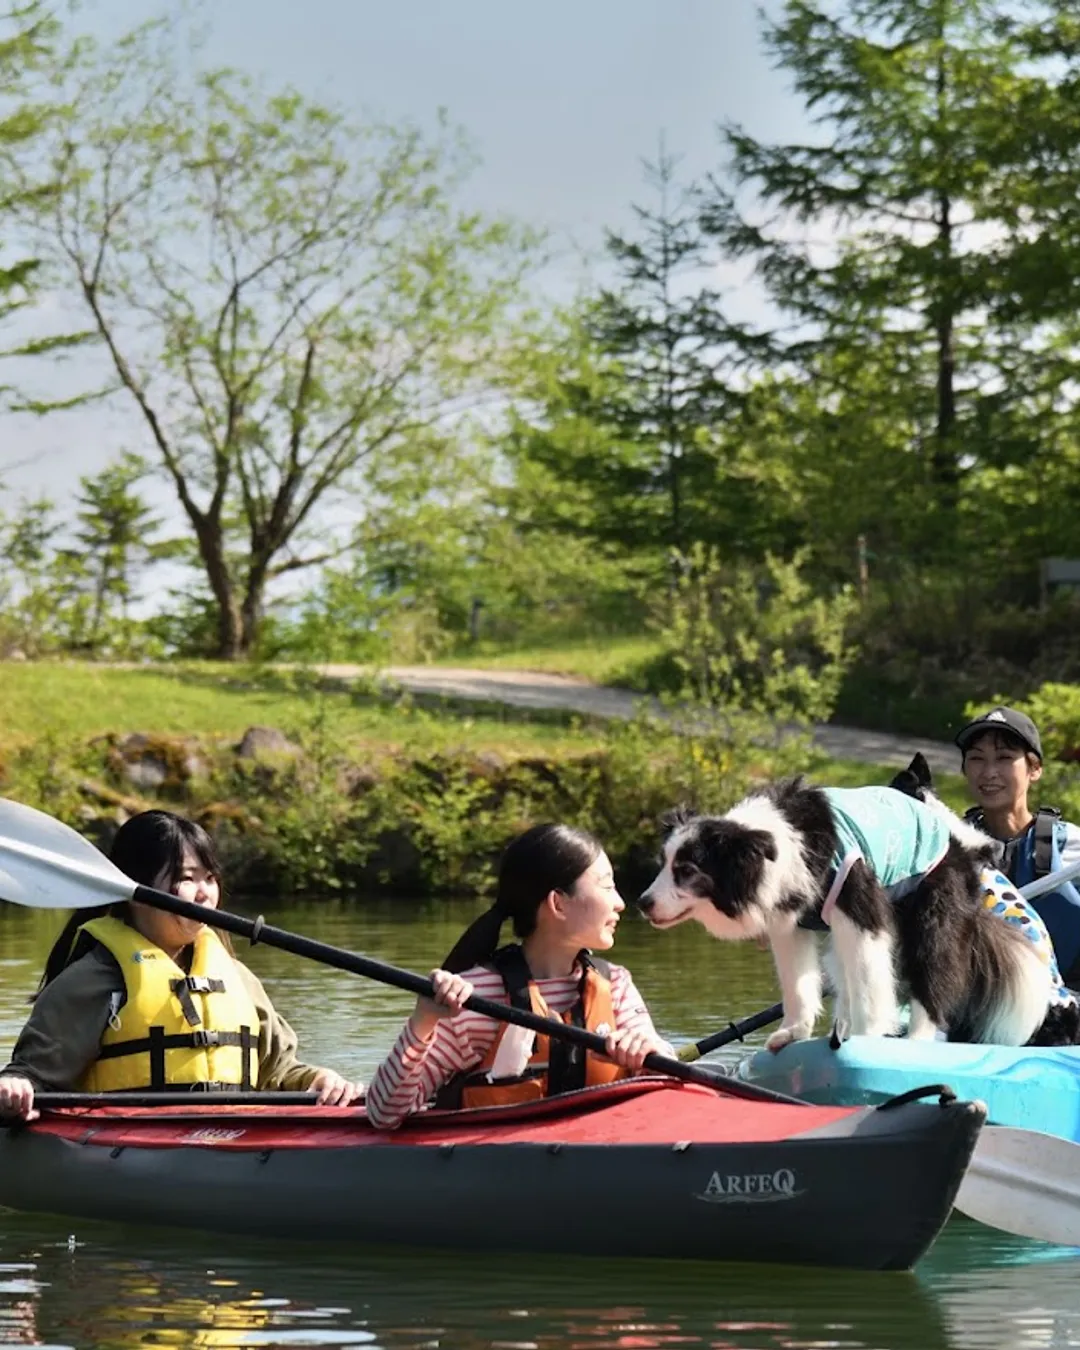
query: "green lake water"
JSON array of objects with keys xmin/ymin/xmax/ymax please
[{"xmin": 0, "ymin": 898, "xmax": 1077, "ymax": 1350}]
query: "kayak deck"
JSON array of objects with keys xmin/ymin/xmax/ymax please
[{"xmin": 29, "ymin": 1078, "xmax": 859, "ymax": 1149}]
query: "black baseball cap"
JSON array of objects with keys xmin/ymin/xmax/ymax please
[{"xmin": 954, "ymin": 706, "xmax": 1042, "ymax": 761}]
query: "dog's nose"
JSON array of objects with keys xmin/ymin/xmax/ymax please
[{"xmin": 637, "ymin": 892, "xmax": 655, "ymax": 915}]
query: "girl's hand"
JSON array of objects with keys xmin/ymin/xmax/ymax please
[
  {"xmin": 603, "ymin": 1027, "xmax": 665, "ymax": 1073},
  {"xmin": 408, "ymin": 969, "xmax": 475, "ymax": 1041},
  {"xmin": 308, "ymin": 1068, "xmax": 363, "ymax": 1106},
  {"xmin": 0, "ymin": 1074, "xmax": 38, "ymax": 1121}
]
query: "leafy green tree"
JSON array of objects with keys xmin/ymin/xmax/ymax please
[
  {"xmin": 25, "ymin": 18, "xmax": 534, "ymax": 660},
  {"xmin": 699, "ymin": 0, "xmax": 1080, "ymax": 523},
  {"xmin": 0, "ymin": 2, "xmax": 91, "ymax": 398},
  {"xmin": 0, "ymin": 496, "xmax": 90, "ymax": 655}
]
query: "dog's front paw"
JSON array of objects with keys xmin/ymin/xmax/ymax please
[{"xmin": 765, "ymin": 1025, "xmax": 810, "ymax": 1054}]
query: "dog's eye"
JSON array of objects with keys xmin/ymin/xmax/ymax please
[{"xmin": 673, "ymin": 862, "xmax": 694, "ymax": 885}]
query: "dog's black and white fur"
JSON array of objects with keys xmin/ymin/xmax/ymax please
[
  {"xmin": 889, "ymin": 752, "xmax": 1080, "ymax": 1047},
  {"xmin": 639, "ymin": 777, "xmax": 1054, "ymax": 1051}
]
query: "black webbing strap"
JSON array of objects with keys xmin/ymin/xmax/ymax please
[
  {"xmin": 240, "ymin": 1025, "xmax": 253, "ymax": 1091},
  {"xmin": 1034, "ymin": 807, "xmax": 1062, "ymax": 880},
  {"xmin": 97, "ymin": 1029, "xmax": 249, "ymax": 1060},
  {"xmin": 547, "ymin": 951, "xmax": 601, "ymax": 1096},
  {"xmin": 169, "ymin": 976, "xmax": 227, "ymax": 1027}
]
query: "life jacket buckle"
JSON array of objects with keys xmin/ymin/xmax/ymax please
[{"xmin": 181, "ymin": 976, "xmax": 225, "ymax": 994}]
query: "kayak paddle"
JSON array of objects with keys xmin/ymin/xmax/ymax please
[
  {"xmin": 677, "ymin": 1002, "xmax": 783, "ymax": 1062},
  {"xmin": 955, "ymin": 1125, "xmax": 1080, "ymax": 1246},
  {"xmin": 0, "ymin": 796, "xmax": 806, "ymax": 1107}
]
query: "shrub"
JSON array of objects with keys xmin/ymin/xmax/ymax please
[{"xmin": 653, "ymin": 545, "xmax": 859, "ymax": 724}]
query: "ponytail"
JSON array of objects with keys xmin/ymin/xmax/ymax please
[
  {"xmin": 441, "ymin": 903, "xmax": 506, "ymax": 974},
  {"xmin": 440, "ymin": 822, "xmax": 602, "ymax": 973}
]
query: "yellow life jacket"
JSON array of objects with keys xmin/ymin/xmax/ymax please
[
  {"xmin": 76, "ymin": 917, "xmax": 260, "ymax": 1093},
  {"xmin": 438, "ymin": 945, "xmax": 629, "ymax": 1109}
]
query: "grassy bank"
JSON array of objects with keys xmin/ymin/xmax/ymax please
[
  {"xmin": 438, "ymin": 636, "xmax": 661, "ymax": 689},
  {"xmin": 1, "ymin": 661, "xmax": 603, "ymax": 756},
  {"xmin": 0, "ymin": 660, "xmax": 966, "ymax": 900}
]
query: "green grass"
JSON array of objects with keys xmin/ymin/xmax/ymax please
[
  {"xmin": 436, "ymin": 635, "xmax": 662, "ymax": 688},
  {"xmin": 2, "ymin": 659, "xmax": 961, "ymax": 807},
  {"xmin": 0, "ymin": 661, "xmax": 607, "ymax": 759}
]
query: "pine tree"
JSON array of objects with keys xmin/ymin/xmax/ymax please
[
  {"xmin": 700, "ymin": 0, "xmax": 1077, "ymax": 513},
  {"xmin": 509, "ymin": 147, "xmax": 772, "ymax": 569},
  {"xmin": 72, "ymin": 455, "xmax": 161, "ymax": 647}
]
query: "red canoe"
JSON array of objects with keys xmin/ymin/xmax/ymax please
[{"xmin": 0, "ymin": 1077, "xmax": 984, "ymax": 1270}]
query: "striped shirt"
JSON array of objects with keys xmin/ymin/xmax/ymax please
[{"xmin": 365, "ymin": 960, "xmax": 668, "ymax": 1130}]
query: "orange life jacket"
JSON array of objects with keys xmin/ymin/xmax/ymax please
[{"xmin": 438, "ymin": 945, "xmax": 630, "ymax": 1109}]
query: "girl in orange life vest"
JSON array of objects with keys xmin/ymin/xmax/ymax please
[
  {"xmin": 365, "ymin": 822, "xmax": 673, "ymax": 1129},
  {"xmin": 0, "ymin": 810, "xmax": 363, "ymax": 1121}
]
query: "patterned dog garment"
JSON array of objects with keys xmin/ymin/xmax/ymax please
[{"xmin": 979, "ymin": 867, "xmax": 1075, "ymax": 1007}]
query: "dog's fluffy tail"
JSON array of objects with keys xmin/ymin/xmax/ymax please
[{"xmin": 949, "ymin": 913, "xmax": 1053, "ymax": 1046}]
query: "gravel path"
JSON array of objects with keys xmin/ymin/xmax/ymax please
[{"xmin": 313, "ymin": 663, "xmax": 960, "ymax": 776}]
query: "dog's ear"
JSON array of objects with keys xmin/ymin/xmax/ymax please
[
  {"xmin": 698, "ymin": 823, "xmax": 778, "ymax": 908},
  {"xmin": 738, "ymin": 827, "xmax": 779, "ymax": 866},
  {"xmin": 699, "ymin": 822, "xmax": 778, "ymax": 873},
  {"xmin": 889, "ymin": 768, "xmax": 916, "ymax": 797},
  {"xmin": 660, "ymin": 803, "xmax": 697, "ymax": 837},
  {"xmin": 889, "ymin": 753, "xmax": 933, "ymax": 801},
  {"xmin": 909, "ymin": 752, "xmax": 933, "ymax": 789}
]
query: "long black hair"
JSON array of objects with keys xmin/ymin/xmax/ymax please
[
  {"xmin": 441, "ymin": 823, "xmax": 603, "ymax": 973},
  {"xmin": 36, "ymin": 811, "xmax": 225, "ymax": 994}
]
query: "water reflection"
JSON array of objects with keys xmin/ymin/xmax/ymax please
[
  {"xmin": 0, "ymin": 1208, "xmax": 1078, "ymax": 1350},
  {"xmin": 0, "ymin": 1210, "xmax": 956, "ymax": 1350},
  {"xmin": 1, "ymin": 904, "xmax": 1079, "ymax": 1349}
]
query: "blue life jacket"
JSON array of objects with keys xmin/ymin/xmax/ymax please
[{"xmin": 968, "ymin": 806, "xmax": 1080, "ymax": 981}]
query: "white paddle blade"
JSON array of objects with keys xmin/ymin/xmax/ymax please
[
  {"xmin": 0, "ymin": 797, "xmax": 135, "ymax": 909},
  {"xmin": 955, "ymin": 1125, "xmax": 1080, "ymax": 1247}
]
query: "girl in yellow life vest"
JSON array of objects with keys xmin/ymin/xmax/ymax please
[
  {"xmin": 0, "ymin": 811, "xmax": 362, "ymax": 1120},
  {"xmin": 365, "ymin": 823, "xmax": 672, "ymax": 1129}
]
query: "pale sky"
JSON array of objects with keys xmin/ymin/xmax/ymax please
[{"xmin": 2, "ymin": 0, "xmax": 804, "ymax": 509}]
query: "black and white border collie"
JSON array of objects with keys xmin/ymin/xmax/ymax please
[{"xmin": 638, "ymin": 777, "xmax": 1054, "ymax": 1051}]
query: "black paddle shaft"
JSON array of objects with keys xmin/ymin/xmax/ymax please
[
  {"xmin": 132, "ymin": 884, "xmax": 807, "ymax": 1107},
  {"xmin": 685, "ymin": 1002, "xmax": 784, "ymax": 1060}
]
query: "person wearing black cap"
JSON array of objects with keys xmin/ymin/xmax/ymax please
[{"xmin": 956, "ymin": 706, "xmax": 1080, "ymax": 985}]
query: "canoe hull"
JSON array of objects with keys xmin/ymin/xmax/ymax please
[
  {"xmin": 0, "ymin": 1083, "xmax": 984, "ymax": 1271},
  {"xmin": 740, "ymin": 1037, "xmax": 1080, "ymax": 1142}
]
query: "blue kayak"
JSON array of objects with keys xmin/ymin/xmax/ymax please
[{"xmin": 738, "ymin": 1036, "xmax": 1080, "ymax": 1142}]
